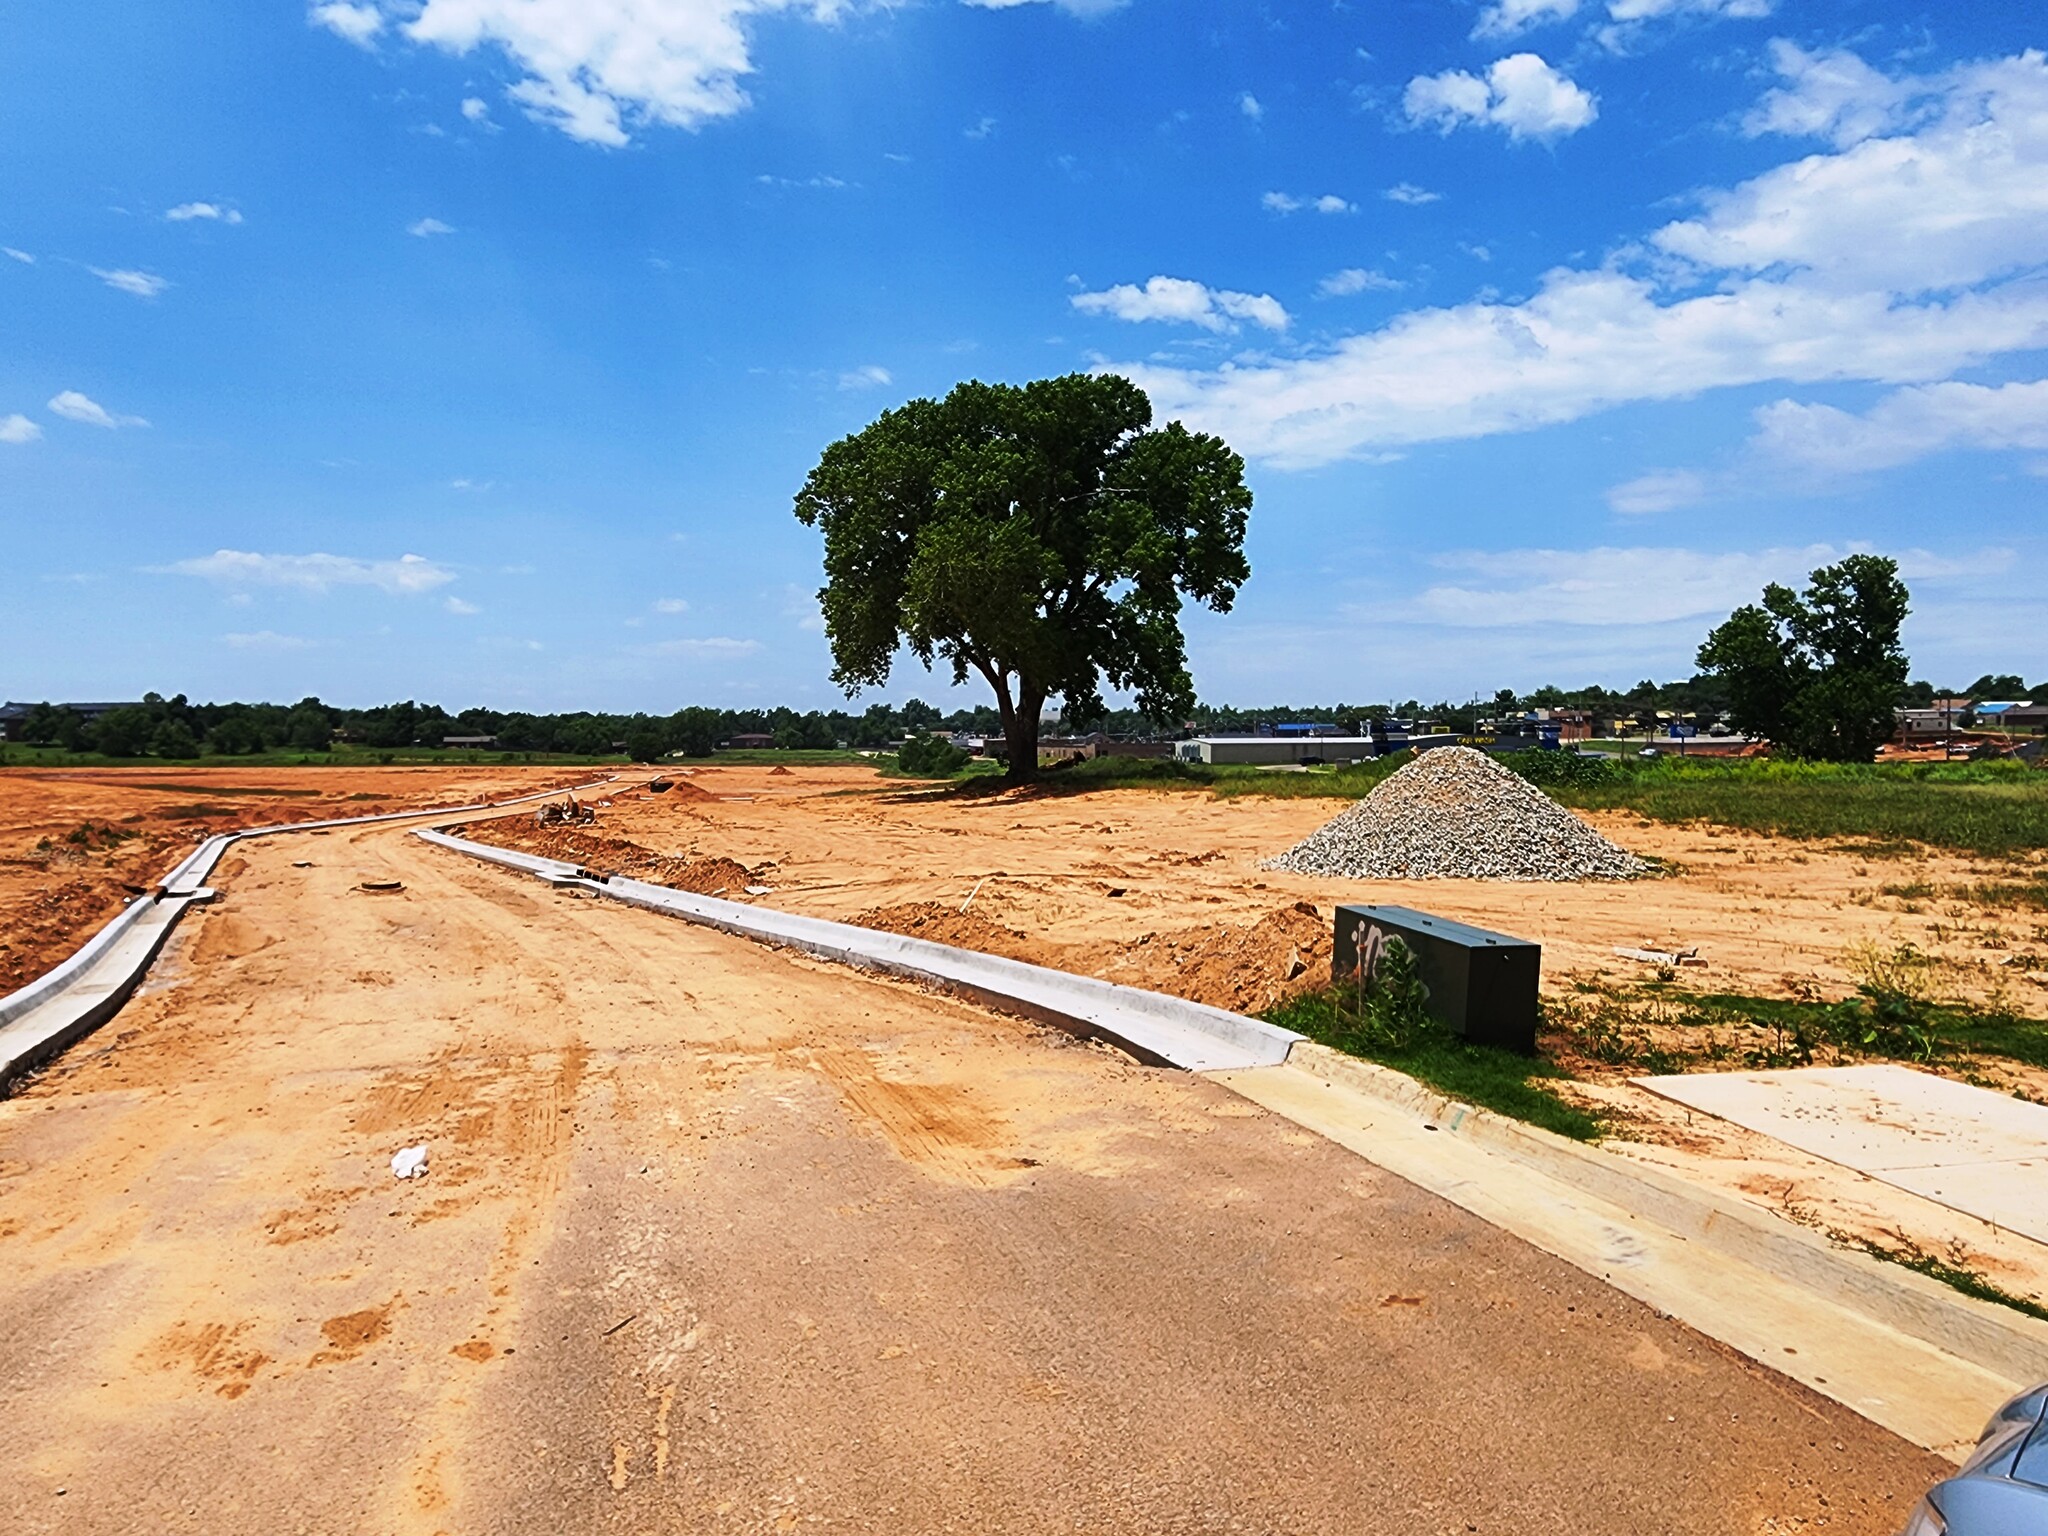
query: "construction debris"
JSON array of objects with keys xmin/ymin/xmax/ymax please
[
  {"xmin": 536, "ymin": 798, "xmax": 596, "ymax": 828},
  {"xmin": 1616, "ymin": 945, "xmax": 1707, "ymax": 967},
  {"xmin": 1262, "ymin": 746, "xmax": 1649, "ymax": 882}
]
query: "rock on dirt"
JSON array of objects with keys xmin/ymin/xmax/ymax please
[{"xmin": 1263, "ymin": 746, "xmax": 1649, "ymax": 882}]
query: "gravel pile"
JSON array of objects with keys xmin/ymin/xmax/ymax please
[{"xmin": 1262, "ymin": 745, "xmax": 1649, "ymax": 882}]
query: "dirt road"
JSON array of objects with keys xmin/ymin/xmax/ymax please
[{"xmin": 0, "ymin": 818, "xmax": 1944, "ymax": 1534}]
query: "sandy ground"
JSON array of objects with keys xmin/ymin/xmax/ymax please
[
  {"xmin": 0, "ymin": 766, "xmax": 602, "ymax": 996},
  {"xmin": 459, "ymin": 765, "xmax": 2048, "ymax": 1303},
  {"xmin": 0, "ymin": 817, "xmax": 1943, "ymax": 1534}
]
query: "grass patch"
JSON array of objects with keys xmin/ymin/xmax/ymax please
[
  {"xmin": 1548, "ymin": 951, "xmax": 2048, "ymax": 1075},
  {"xmin": 0, "ymin": 745, "xmax": 623, "ymax": 770},
  {"xmin": 1837, "ymin": 1232, "xmax": 2048, "ymax": 1323},
  {"xmin": 1264, "ymin": 987, "xmax": 1604, "ymax": 1142},
  {"xmin": 1546, "ymin": 755, "xmax": 2048, "ymax": 860}
]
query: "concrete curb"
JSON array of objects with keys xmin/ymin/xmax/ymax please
[
  {"xmin": 0, "ymin": 778, "xmax": 615, "ymax": 1090},
  {"xmin": 1283, "ymin": 1039, "xmax": 2048, "ymax": 1386},
  {"xmin": 414, "ymin": 827, "xmax": 1302, "ymax": 1073}
]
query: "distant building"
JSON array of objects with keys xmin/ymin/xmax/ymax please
[
  {"xmin": 1176, "ymin": 735, "xmax": 1378, "ymax": 766},
  {"xmin": 726, "ymin": 733, "xmax": 775, "ymax": 750},
  {"xmin": 442, "ymin": 734, "xmax": 499, "ymax": 749}
]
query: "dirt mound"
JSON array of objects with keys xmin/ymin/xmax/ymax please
[
  {"xmin": 1264, "ymin": 746, "xmax": 1648, "ymax": 882},
  {"xmin": 768, "ymin": 765, "xmax": 794, "ymax": 776},
  {"xmin": 665, "ymin": 779, "xmax": 717, "ymax": 802},
  {"xmin": 850, "ymin": 903, "xmax": 1048, "ymax": 966},
  {"xmin": 461, "ymin": 819, "xmax": 755, "ymax": 894},
  {"xmin": 1088, "ymin": 901, "xmax": 1329, "ymax": 1014}
]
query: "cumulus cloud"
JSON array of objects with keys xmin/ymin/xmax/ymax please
[
  {"xmin": 838, "ymin": 364, "xmax": 893, "ymax": 389},
  {"xmin": 444, "ymin": 595, "xmax": 482, "ymax": 614},
  {"xmin": 0, "ymin": 414, "xmax": 41, "ymax": 444},
  {"xmin": 1239, "ymin": 92, "xmax": 1262, "ymax": 120},
  {"xmin": 1384, "ymin": 182, "xmax": 1442, "ymax": 206},
  {"xmin": 1262, "ymin": 191, "xmax": 1355, "ymax": 215},
  {"xmin": 310, "ymin": 2, "xmax": 384, "ymax": 45},
  {"xmin": 1404, "ymin": 53, "xmax": 1597, "ymax": 141},
  {"xmin": 1472, "ymin": 0, "xmax": 1579, "ymax": 41},
  {"xmin": 90, "ymin": 267, "xmax": 170, "ymax": 298},
  {"xmin": 314, "ymin": 0, "xmax": 859, "ymax": 147},
  {"xmin": 166, "ymin": 202, "xmax": 242, "ymax": 224},
  {"xmin": 1606, "ymin": 469, "xmax": 1707, "ymax": 515},
  {"xmin": 49, "ymin": 391, "xmax": 147, "ymax": 429},
  {"xmin": 1109, "ymin": 46, "xmax": 2048, "ymax": 469},
  {"xmin": 407, "ymin": 217, "xmax": 456, "ymax": 238},
  {"xmin": 461, "ymin": 96, "xmax": 491, "ymax": 121},
  {"xmin": 1318, "ymin": 268, "xmax": 1403, "ymax": 297},
  {"xmin": 1072, "ymin": 275, "xmax": 1289, "ymax": 334},
  {"xmin": 653, "ymin": 597, "xmax": 691, "ymax": 613},
  {"xmin": 1750, "ymin": 379, "xmax": 2048, "ymax": 474},
  {"xmin": 163, "ymin": 550, "xmax": 457, "ymax": 595}
]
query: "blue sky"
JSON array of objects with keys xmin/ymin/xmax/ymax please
[{"xmin": 3, "ymin": 0, "xmax": 2043, "ymax": 712}]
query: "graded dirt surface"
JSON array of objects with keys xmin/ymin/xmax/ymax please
[
  {"xmin": 473, "ymin": 765, "xmax": 2048, "ymax": 1023},
  {"xmin": 0, "ymin": 814, "xmax": 1943, "ymax": 1534},
  {"xmin": 0, "ymin": 765, "xmax": 601, "ymax": 996}
]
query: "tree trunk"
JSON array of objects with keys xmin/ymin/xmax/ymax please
[{"xmin": 1007, "ymin": 688, "xmax": 1044, "ymax": 785}]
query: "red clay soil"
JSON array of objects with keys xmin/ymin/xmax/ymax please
[
  {"xmin": 0, "ymin": 766, "xmax": 598, "ymax": 997},
  {"xmin": 768, "ymin": 765, "xmax": 794, "ymax": 776},
  {"xmin": 462, "ymin": 816, "xmax": 757, "ymax": 895}
]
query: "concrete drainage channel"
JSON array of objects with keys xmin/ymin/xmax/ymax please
[
  {"xmin": 0, "ymin": 778, "xmax": 616, "ymax": 1092},
  {"xmin": 421, "ymin": 821, "xmax": 2048, "ymax": 1460}
]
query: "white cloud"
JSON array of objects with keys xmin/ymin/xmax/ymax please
[
  {"xmin": 315, "ymin": 0, "xmax": 858, "ymax": 147},
  {"xmin": 1112, "ymin": 46, "xmax": 2048, "ymax": 469},
  {"xmin": 1472, "ymin": 0, "xmax": 1579, "ymax": 41},
  {"xmin": 0, "ymin": 414, "xmax": 41, "ymax": 444},
  {"xmin": 444, "ymin": 595, "xmax": 482, "ymax": 614},
  {"xmin": 1383, "ymin": 182, "xmax": 1442, "ymax": 206},
  {"xmin": 1412, "ymin": 544, "xmax": 1836, "ymax": 628},
  {"xmin": 651, "ymin": 636, "xmax": 763, "ymax": 657},
  {"xmin": 1750, "ymin": 379, "xmax": 2048, "ymax": 475},
  {"xmin": 163, "ymin": 550, "xmax": 457, "ymax": 595},
  {"xmin": 838, "ymin": 364, "xmax": 893, "ymax": 389},
  {"xmin": 1606, "ymin": 468, "xmax": 1707, "ymax": 514},
  {"xmin": 1741, "ymin": 40, "xmax": 1913, "ymax": 147},
  {"xmin": 3, "ymin": 247, "xmax": 34, "ymax": 264},
  {"xmin": 461, "ymin": 96, "xmax": 491, "ymax": 122},
  {"xmin": 960, "ymin": 0, "xmax": 1128, "ymax": 14},
  {"xmin": 310, "ymin": 2, "xmax": 384, "ymax": 46},
  {"xmin": 1263, "ymin": 191, "xmax": 1354, "ymax": 215},
  {"xmin": 407, "ymin": 217, "xmax": 456, "ymax": 238},
  {"xmin": 653, "ymin": 597, "xmax": 691, "ymax": 613},
  {"xmin": 1318, "ymin": 268, "xmax": 1403, "ymax": 297},
  {"xmin": 222, "ymin": 630, "xmax": 316, "ymax": 650},
  {"xmin": 1605, "ymin": 0, "xmax": 1770, "ymax": 23},
  {"xmin": 1072, "ymin": 275, "xmax": 1289, "ymax": 334},
  {"xmin": 48, "ymin": 391, "xmax": 147, "ymax": 429},
  {"xmin": 964, "ymin": 115, "xmax": 997, "ymax": 140},
  {"xmin": 1405, "ymin": 53, "xmax": 1597, "ymax": 141},
  {"xmin": 90, "ymin": 267, "xmax": 170, "ymax": 298},
  {"xmin": 166, "ymin": 202, "xmax": 242, "ymax": 224},
  {"xmin": 1239, "ymin": 92, "xmax": 1262, "ymax": 120}
]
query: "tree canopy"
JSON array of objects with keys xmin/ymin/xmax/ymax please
[
  {"xmin": 1696, "ymin": 554, "xmax": 1910, "ymax": 761},
  {"xmin": 793, "ymin": 373, "xmax": 1252, "ymax": 781}
]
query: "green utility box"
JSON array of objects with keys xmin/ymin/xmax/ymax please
[{"xmin": 1332, "ymin": 904, "xmax": 1541, "ymax": 1054}]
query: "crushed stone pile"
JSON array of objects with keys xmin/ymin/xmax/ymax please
[{"xmin": 1262, "ymin": 745, "xmax": 1649, "ymax": 882}]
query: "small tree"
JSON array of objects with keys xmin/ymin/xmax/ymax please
[
  {"xmin": 1697, "ymin": 554, "xmax": 1909, "ymax": 761},
  {"xmin": 149, "ymin": 719, "xmax": 201, "ymax": 759},
  {"xmin": 794, "ymin": 373, "xmax": 1251, "ymax": 784}
]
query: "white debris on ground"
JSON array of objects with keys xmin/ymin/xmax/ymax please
[
  {"xmin": 391, "ymin": 1144, "xmax": 429, "ymax": 1179},
  {"xmin": 1262, "ymin": 745, "xmax": 1650, "ymax": 882}
]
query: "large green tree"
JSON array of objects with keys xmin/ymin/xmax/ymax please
[
  {"xmin": 794, "ymin": 373, "xmax": 1253, "ymax": 783},
  {"xmin": 1696, "ymin": 554, "xmax": 1910, "ymax": 761}
]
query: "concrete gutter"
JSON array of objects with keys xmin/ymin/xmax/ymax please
[
  {"xmin": 0, "ymin": 778, "xmax": 614, "ymax": 1091},
  {"xmin": 1225, "ymin": 1042, "xmax": 2048, "ymax": 1457},
  {"xmin": 414, "ymin": 827, "xmax": 1302, "ymax": 1072}
]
